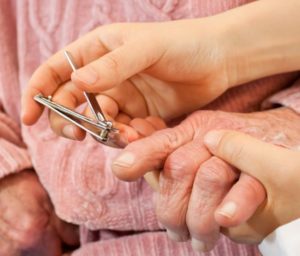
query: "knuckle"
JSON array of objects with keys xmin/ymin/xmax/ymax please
[
  {"xmin": 197, "ymin": 162, "xmax": 231, "ymax": 190},
  {"xmin": 100, "ymin": 53, "xmax": 122, "ymax": 83},
  {"xmin": 163, "ymin": 153, "xmax": 197, "ymax": 181},
  {"xmin": 43, "ymin": 62, "xmax": 63, "ymax": 86},
  {"xmin": 163, "ymin": 159, "xmax": 184, "ymax": 180},
  {"xmin": 210, "ymin": 157, "xmax": 237, "ymax": 182},
  {"xmin": 157, "ymin": 129, "xmax": 182, "ymax": 152},
  {"xmin": 101, "ymin": 53, "xmax": 119, "ymax": 70}
]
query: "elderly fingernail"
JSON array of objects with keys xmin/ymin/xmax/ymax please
[
  {"xmin": 204, "ymin": 131, "xmax": 225, "ymax": 151},
  {"xmin": 191, "ymin": 238, "xmax": 207, "ymax": 252},
  {"xmin": 62, "ymin": 125, "xmax": 77, "ymax": 140},
  {"xmin": 217, "ymin": 202, "xmax": 237, "ymax": 218},
  {"xmin": 113, "ymin": 152, "xmax": 135, "ymax": 168},
  {"xmin": 73, "ymin": 68, "xmax": 98, "ymax": 85},
  {"xmin": 166, "ymin": 229, "xmax": 188, "ymax": 242}
]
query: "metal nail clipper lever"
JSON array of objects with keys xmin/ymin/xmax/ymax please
[{"xmin": 34, "ymin": 51, "xmax": 126, "ymax": 148}]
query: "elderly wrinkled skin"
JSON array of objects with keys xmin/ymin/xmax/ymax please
[
  {"xmin": 0, "ymin": 170, "xmax": 79, "ymax": 256},
  {"xmin": 112, "ymin": 107, "xmax": 300, "ymax": 251}
]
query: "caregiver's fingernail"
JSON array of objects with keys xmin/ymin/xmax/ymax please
[
  {"xmin": 166, "ymin": 229, "xmax": 187, "ymax": 242},
  {"xmin": 217, "ymin": 202, "xmax": 237, "ymax": 219},
  {"xmin": 191, "ymin": 238, "xmax": 206, "ymax": 252},
  {"xmin": 204, "ymin": 131, "xmax": 225, "ymax": 151},
  {"xmin": 113, "ymin": 152, "xmax": 135, "ymax": 168},
  {"xmin": 62, "ymin": 125, "xmax": 77, "ymax": 140},
  {"xmin": 73, "ymin": 67, "xmax": 98, "ymax": 85}
]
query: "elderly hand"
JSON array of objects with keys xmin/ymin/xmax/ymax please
[
  {"xmin": 0, "ymin": 170, "xmax": 79, "ymax": 256},
  {"xmin": 204, "ymin": 130, "xmax": 300, "ymax": 244},
  {"xmin": 111, "ymin": 107, "xmax": 300, "ymax": 252}
]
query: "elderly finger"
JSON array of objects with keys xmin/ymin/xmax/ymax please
[
  {"xmin": 112, "ymin": 121, "xmax": 194, "ymax": 181},
  {"xmin": 156, "ymin": 142, "xmax": 211, "ymax": 242},
  {"xmin": 187, "ymin": 157, "xmax": 238, "ymax": 252}
]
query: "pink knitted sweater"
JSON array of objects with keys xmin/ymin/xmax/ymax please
[{"xmin": 1, "ymin": 0, "xmax": 300, "ymax": 255}]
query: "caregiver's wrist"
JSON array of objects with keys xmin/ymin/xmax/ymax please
[{"xmin": 216, "ymin": 0, "xmax": 300, "ymax": 88}]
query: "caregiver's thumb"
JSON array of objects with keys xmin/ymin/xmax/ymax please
[
  {"xmin": 203, "ymin": 130, "xmax": 297, "ymax": 185},
  {"xmin": 71, "ymin": 41, "xmax": 163, "ymax": 92}
]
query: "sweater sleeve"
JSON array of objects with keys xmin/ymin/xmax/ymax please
[
  {"xmin": 0, "ymin": 0, "xmax": 32, "ymax": 178},
  {"xmin": 262, "ymin": 76, "xmax": 300, "ymax": 114}
]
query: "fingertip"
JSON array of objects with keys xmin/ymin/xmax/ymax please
[
  {"xmin": 73, "ymin": 127, "xmax": 86, "ymax": 141},
  {"xmin": 112, "ymin": 152, "xmax": 139, "ymax": 181},
  {"xmin": 116, "ymin": 123, "xmax": 140, "ymax": 142},
  {"xmin": 191, "ymin": 238, "xmax": 216, "ymax": 252},
  {"xmin": 203, "ymin": 130, "xmax": 227, "ymax": 153},
  {"xmin": 112, "ymin": 147, "xmax": 154, "ymax": 181},
  {"xmin": 21, "ymin": 112, "xmax": 34, "ymax": 126},
  {"xmin": 166, "ymin": 229, "xmax": 189, "ymax": 242},
  {"xmin": 21, "ymin": 89, "xmax": 45, "ymax": 125},
  {"xmin": 21, "ymin": 104, "xmax": 43, "ymax": 126},
  {"xmin": 145, "ymin": 116, "xmax": 167, "ymax": 130},
  {"xmin": 61, "ymin": 125, "xmax": 86, "ymax": 141},
  {"xmin": 215, "ymin": 202, "xmax": 240, "ymax": 228},
  {"xmin": 144, "ymin": 170, "xmax": 160, "ymax": 191},
  {"xmin": 115, "ymin": 113, "xmax": 131, "ymax": 125},
  {"xmin": 129, "ymin": 118, "xmax": 156, "ymax": 137}
]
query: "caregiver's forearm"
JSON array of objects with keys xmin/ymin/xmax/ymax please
[{"xmin": 216, "ymin": 0, "xmax": 300, "ymax": 87}]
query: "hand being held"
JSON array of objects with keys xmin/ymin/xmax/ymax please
[{"xmin": 111, "ymin": 107, "xmax": 300, "ymax": 251}]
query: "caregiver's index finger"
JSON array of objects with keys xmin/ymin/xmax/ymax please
[
  {"xmin": 22, "ymin": 27, "xmax": 111, "ymax": 125},
  {"xmin": 22, "ymin": 51, "xmax": 73, "ymax": 124}
]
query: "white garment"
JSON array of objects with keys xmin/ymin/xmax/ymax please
[{"xmin": 259, "ymin": 218, "xmax": 300, "ymax": 256}]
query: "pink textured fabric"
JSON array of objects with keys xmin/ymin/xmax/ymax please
[
  {"xmin": 0, "ymin": 2, "xmax": 32, "ymax": 178},
  {"xmin": 73, "ymin": 232, "xmax": 257, "ymax": 256},
  {"xmin": 0, "ymin": 0, "xmax": 299, "ymax": 255},
  {"xmin": 262, "ymin": 78, "xmax": 300, "ymax": 114}
]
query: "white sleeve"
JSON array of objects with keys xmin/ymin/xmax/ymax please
[{"xmin": 259, "ymin": 218, "xmax": 300, "ymax": 256}]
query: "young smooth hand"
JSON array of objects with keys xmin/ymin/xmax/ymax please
[
  {"xmin": 204, "ymin": 130, "xmax": 300, "ymax": 243},
  {"xmin": 22, "ymin": 0, "xmax": 300, "ymax": 142},
  {"xmin": 22, "ymin": 18, "xmax": 231, "ymax": 141}
]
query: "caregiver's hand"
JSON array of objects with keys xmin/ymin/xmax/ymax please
[
  {"xmin": 22, "ymin": 0, "xmax": 300, "ymax": 140},
  {"xmin": 22, "ymin": 18, "xmax": 230, "ymax": 135},
  {"xmin": 204, "ymin": 130, "xmax": 300, "ymax": 243},
  {"xmin": 111, "ymin": 107, "xmax": 300, "ymax": 251},
  {"xmin": 0, "ymin": 170, "xmax": 79, "ymax": 256}
]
